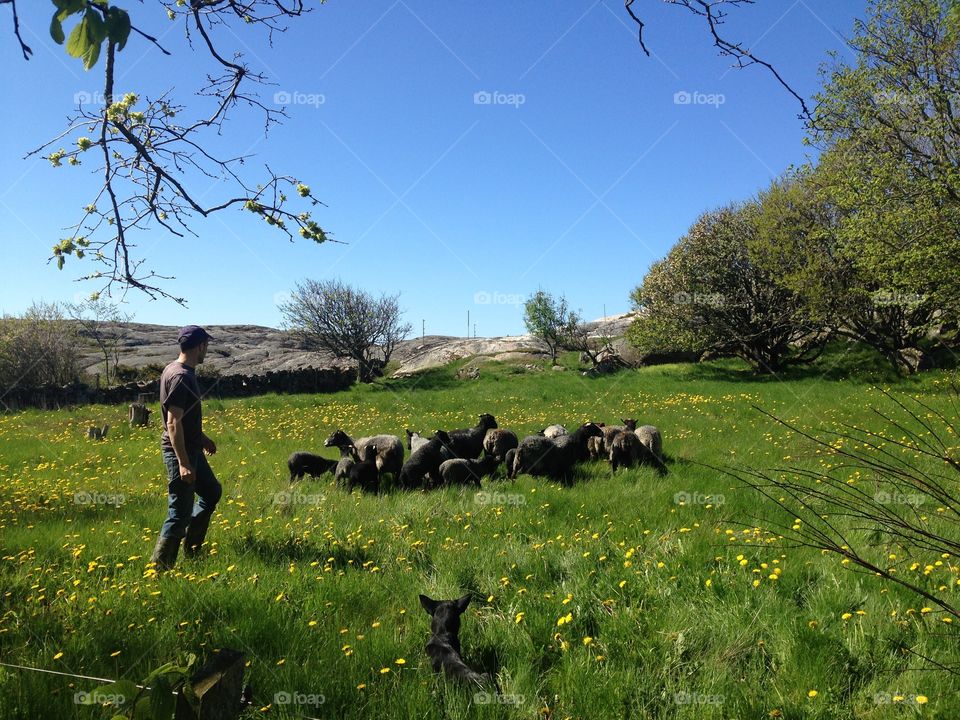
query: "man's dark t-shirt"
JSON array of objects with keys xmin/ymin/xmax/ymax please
[{"xmin": 160, "ymin": 361, "xmax": 203, "ymax": 457}]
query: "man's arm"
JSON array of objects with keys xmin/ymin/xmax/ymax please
[{"xmin": 166, "ymin": 405, "xmax": 195, "ymax": 484}]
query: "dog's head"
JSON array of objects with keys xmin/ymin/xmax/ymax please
[{"xmin": 419, "ymin": 593, "xmax": 471, "ymax": 637}]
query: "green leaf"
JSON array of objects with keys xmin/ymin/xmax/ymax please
[
  {"xmin": 55, "ymin": 0, "xmax": 86, "ymax": 23},
  {"xmin": 50, "ymin": 14, "xmax": 65, "ymax": 44},
  {"xmin": 66, "ymin": 9, "xmax": 107, "ymax": 70},
  {"xmin": 106, "ymin": 8, "xmax": 131, "ymax": 52}
]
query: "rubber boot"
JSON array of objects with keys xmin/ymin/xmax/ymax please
[
  {"xmin": 183, "ymin": 514, "xmax": 212, "ymax": 558},
  {"xmin": 149, "ymin": 535, "xmax": 181, "ymax": 571}
]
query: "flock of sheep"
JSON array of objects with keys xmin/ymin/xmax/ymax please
[{"xmin": 287, "ymin": 414, "xmax": 666, "ymax": 492}]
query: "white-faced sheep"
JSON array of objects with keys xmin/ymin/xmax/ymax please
[
  {"xmin": 398, "ymin": 430, "xmax": 454, "ymax": 489},
  {"xmin": 324, "ymin": 429, "xmax": 404, "ymax": 478},
  {"xmin": 287, "ymin": 451, "xmax": 337, "ymax": 483},
  {"xmin": 346, "ymin": 444, "xmax": 380, "ymax": 492},
  {"xmin": 438, "ymin": 454, "xmax": 501, "ymax": 487},
  {"xmin": 511, "ymin": 422, "xmax": 603, "ymax": 484},
  {"xmin": 447, "ymin": 414, "xmax": 498, "ymax": 459},
  {"xmin": 483, "ymin": 428, "xmax": 518, "ymax": 462}
]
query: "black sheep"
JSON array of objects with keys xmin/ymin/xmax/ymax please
[
  {"xmin": 447, "ymin": 414, "xmax": 497, "ymax": 459},
  {"xmin": 287, "ymin": 452, "xmax": 337, "ymax": 483},
  {"xmin": 438, "ymin": 454, "xmax": 501, "ymax": 487},
  {"xmin": 346, "ymin": 444, "xmax": 380, "ymax": 492},
  {"xmin": 512, "ymin": 422, "xmax": 603, "ymax": 484},
  {"xmin": 398, "ymin": 430, "xmax": 453, "ymax": 489}
]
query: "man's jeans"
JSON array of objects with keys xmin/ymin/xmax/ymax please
[{"xmin": 160, "ymin": 448, "xmax": 222, "ymax": 539}]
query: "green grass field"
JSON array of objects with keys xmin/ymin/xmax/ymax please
[{"xmin": 1, "ymin": 354, "xmax": 958, "ymax": 719}]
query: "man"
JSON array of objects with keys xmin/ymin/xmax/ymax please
[{"xmin": 149, "ymin": 325, "xmax": 222, "ymax": 570}]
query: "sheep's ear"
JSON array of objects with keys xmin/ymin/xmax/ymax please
[
  {"xmin": 419, "ymin": 594, "xmax": 438, "ymax": 615},
  {"xmin": 455, "ymin": 594, "xmax": 471, "ymax": 613}
]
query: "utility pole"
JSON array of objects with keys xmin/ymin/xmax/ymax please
[
  {"xmin": 422, "ymin": 319, "xmax": 425, "ymax": 340},
  {"xmin": 467, "ymin": 310, "xmax": 470, "ymax": 339},
  {"xmin": 473, "ymin": 323, "xmax": 477, "ymax": 338}
]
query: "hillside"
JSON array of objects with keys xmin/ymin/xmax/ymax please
[{"xmin": 79, "ymin": 313, "xmax": 640, "ymax": 379}]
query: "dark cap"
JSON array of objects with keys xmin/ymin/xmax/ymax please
[{"xmin": 178, "ymin": 325, "xmax": 213, "ymax": 349}]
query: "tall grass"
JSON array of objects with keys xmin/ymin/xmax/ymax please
[{"xmin": 0, "ymin": 355, "xmax": 957, "ymax": 718}]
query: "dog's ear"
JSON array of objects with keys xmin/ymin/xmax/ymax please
[
  {"xmin": 455, "ymin": 594, "xmax": 471, "ymax": 614},
  {"xmin": 419, "ymin": 594, "xmax": 438, "ymax": 615}
]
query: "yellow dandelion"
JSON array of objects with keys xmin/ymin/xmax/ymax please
[
  {"xmin": 841, "ymin": 613, "xmax": 852, "ymax": 620},
  {"xmin": 110, "ymin": 650, "xmax": 121, "ymax": 657},
  {"xmin": 916, "ymin": 695, "xmax": 928, "ymax": 705},
  {"xmin": 583, "ymin": 636, "xmax": 593, "ymax": 645},
  {"xmin": 380, "ymin": 667, "xmax": 391, "ymax": 674},
  {"xmin": 807, "ymin": 690, "xmax": 818, "ymax": 698},
  {"xmin": 395, "ymin": 658, "xmax": 406, "ymax": 665},
  {"xmin": 53, "ymin": 652, "xmax": 63, "ymax": 660}
]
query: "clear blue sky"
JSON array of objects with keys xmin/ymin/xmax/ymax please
[{"xmin": 0, "ymin": 1, "xmax": 862, "ymax": 337}]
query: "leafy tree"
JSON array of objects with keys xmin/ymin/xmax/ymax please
[
  {"xmin": 66, "ymin": 296, "xmax": 132, "ymax": 386},
  {"xmin": 807, "ymin": 0, "xmax": 960, "ymax": 330},
  {"xmin": 0, "ymin": 302, "xmax": 81, "ymax": 389},
  {"xmin": 280, "ymin": 279, "xmax": 411, "ymax": 384},
  {"xmin": 523, "ymin": 291, "xmax": 580, "ymax": 365},
  {"xmin": 628, "ymin": 203, "xmax": 825, "ymax": 374},
  {"xmin": 754, "ymin": 169, "xmax": 941, "ymax": 374},
  {"xmin": 7, "ymin": 0, "xmax": 329, "ymax": 302}
]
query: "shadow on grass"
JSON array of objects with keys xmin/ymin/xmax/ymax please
[
  {"xmin": 679, "ymin": 342, "xmax": 916, "ymax": 385},
  {"xmin": 374, "ymin": 365, "xmax": 461, "ymax": 393}
]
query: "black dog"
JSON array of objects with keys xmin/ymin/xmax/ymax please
[{"xmin": 419, "ymin": 594, "xmax": 490, "ymax": 686}]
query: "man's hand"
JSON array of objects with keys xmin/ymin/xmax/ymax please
[
  {"xmin": 202, "ymin": 435, "xmax": 217, "ymax": 455},
  {"xmin": 179, "ymin": 462, "xmax": 196, "ymax": 484}
]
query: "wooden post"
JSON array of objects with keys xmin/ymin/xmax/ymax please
[
  {"xmin": 175, "ymin": 648, "xmax": 246, "ymax": 720},
  {"xmin": 129, "ymin": 403, "xmax": 151, "ymax": 427}
]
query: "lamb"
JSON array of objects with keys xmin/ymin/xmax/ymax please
[
  {"xmin": 601, "ymin": 418, "xmax": 637, "ymax": 453},
  {"xmin": 287, "ymin": 451, "xmax": 337, "ymax": 483},
  {"xmin": 334, "ymin": 445, "xmax": 359, "ymax": 487},
  {"xmin": 511, "ymin": 422, "xmax": 604, "ymax": 483},
  {"xmin": 406, "ymin": 429, "xmax": 430, "ymax": 454},
  {"xmin": 586, "ymin": 435, "xmax": 605, "ymax": 461},
  {"xmin": 324, "ymin": 429, "xmax": 404, "ymax": 478},
  {"xmin": 398, "ymin": 430, "xmax": 454, "ymax": 489},
  {"xmin": 447, "ymin": 414, "xmax": 498, "ymax": 459},
  {"xmin": 419, "ymin": 594, "xmax": 491, "ymax": 687},
  {"xmin": 346, "ymin": 444, "xmax": 380, "ymax": 492},
  {"xmin": 503, "ymin": 448, "xmax": 517, "ymax": 479},
  {"xmin": 608, "ymin": 431, "xmax": 643, "ymax": 473},
  {"xmin": 541, "ymin": 424, "xmax": 567, "ymax": 439},
  {"xmin": 482, "ymin": 428, "xmax": 518, "ymax": 462},
  {"xmin": 438, "ymin": 454, "xmax": 501, "ymax": 488}
]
